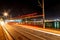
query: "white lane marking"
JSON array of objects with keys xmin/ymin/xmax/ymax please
[
  {"xmin": 0, "ymin": 21, "xmax": 13, "ymax": 40},
  {"xmin": 28, "ymin": 28, "xmax": 60, "ymax": 36},
  {"xmin": 7, "ymin": 24, "xmax": 46, "ymax": 40},
  {"xmin": 11, "ymin": 26, "xmax": 46, "ymax": 40},
  {"xmin": 16, "ymin": 24, "xmax": 60, "ymax": 37}
]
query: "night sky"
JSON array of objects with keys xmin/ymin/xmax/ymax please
[
  {"xmin": 45, "ymin": 0, "xmax": 60, "ymax": 19},
  {"xmin": 0, "ymin": 0, "xmax": 60, "ymax": 19}
]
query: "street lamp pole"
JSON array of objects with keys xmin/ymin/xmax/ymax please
[
  {"xmin": 42, "ymin": 0, "xmax": 45, "ymax": 28},
  {"xmin": 38, "ymin": 0, "xmax": 45, "ymax": 28}
]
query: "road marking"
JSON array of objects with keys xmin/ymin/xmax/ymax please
[
  {"xmin": 13, "ymin": 26, "xmax": 46, "ymax": 40},
  {"xmin": 28, "ymin": 28, "xmax": 60, "ymax": 36},
  {"xmin": 0, "ymin": 21, "xmax": 14, "ymax": 40},
  {"xmin": 16, "ymin": 24, "xmax": 60, "ymax": 37}
]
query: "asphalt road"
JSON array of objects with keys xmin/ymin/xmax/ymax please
[
  {"xmin": 0, "ymin": 26, "xmax": 6, "ymax": 40},
  {"xmin": 1, "ymin": 22, "xmax": 60, "ymax": 40}
]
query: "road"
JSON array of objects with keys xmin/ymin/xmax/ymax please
[
  {"xmin": 0, "ymin": 22, "xmax": 60, "ymax": 40},
  {"xmin": 0, "ymin": 25, "xmax": 6, "ymax": 40}
]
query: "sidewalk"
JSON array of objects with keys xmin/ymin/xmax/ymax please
[{"xmin": 0, "ymin": 26, "xmax": 6, "ymax": 40}]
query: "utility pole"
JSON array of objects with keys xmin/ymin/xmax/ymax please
[
  {"xmin": 42, "ymin": 0, "xmax": 45, "ymax": 28},
  {"xmin": 38, "ymin": 0, "xmax": 45, "ymax": 28}
]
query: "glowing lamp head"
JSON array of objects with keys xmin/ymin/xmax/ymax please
[{"xmin": 3, "ymin": 12, "xmax": 8, "ymax": 16}]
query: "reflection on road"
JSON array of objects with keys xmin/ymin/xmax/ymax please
[{"xmin": 0, "ymin": 21, "xmax": 60, "ymax": 40}]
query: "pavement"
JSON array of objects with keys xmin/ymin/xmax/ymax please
[
  {"xmin": 0, "ymin": 25, "xmax": 6, "ymax": 40},
  {"xmin": 0, "ymin": 22, "xmax": 60, "ymax": 40},
  {"xmin": 7, "ymin": 22, "xmax": 60, "ymax": 40},
  {"xmin": 14, "ymin": 23, "xmax": 60, "ymax": 34}
]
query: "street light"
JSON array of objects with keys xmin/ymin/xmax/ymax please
[
  {"xmin": 3, "ymin": 12, "xmax": 9, "ymax": 20},
  {"xmin": 38, "ymin": 0, "xmax": 45, "ymax": 28},
  {"xmin": 42, "ymin": 0, "xmax": 45, "ymax": 28},
  {"xmin": 3, "ymin": 12, "xmax": 8, "ymax": 17}
]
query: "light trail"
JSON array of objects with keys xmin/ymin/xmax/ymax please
[
  {"xmin": 16, "ymin": 24, "xmax": 60, "ymax": 37},
  {"xmin": 0, "ymin": 21, "xmax": 13, "ymax": 40}
]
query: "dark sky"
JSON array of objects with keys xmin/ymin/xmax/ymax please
[
  {"xmin": 0, "ymin": 0, "xmax": 41, "ymax": 17},
  {"xmin": 0, "ymin": 0, "xmax": 60, "ymax": 19},
  {"xmin": 45, "ymin": 0, "xmax": 60, "ymax": 19}
]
